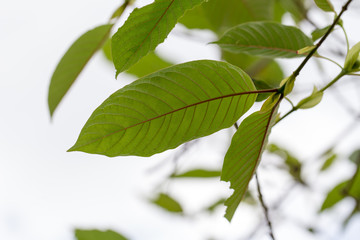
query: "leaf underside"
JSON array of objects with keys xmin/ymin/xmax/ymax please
[
  {"xmin": 221, "ymin": 102, "xmax": 280, "ymax": 221},
  {"xmin": 48, "ymin": 24, "xmax": 113, "ymax": 116},
  {"xmin": 69, "ymin": 60, "xmax": 257, "ymax": 157},
  {"xmin": 215, "ymin": 21, "xmax": 313, "ymax": 58},
  {"xmin": 112, "ymin": 0, "xmax": 204, "ymax": 76}
]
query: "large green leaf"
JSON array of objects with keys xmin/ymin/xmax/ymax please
[
  {"xmin": 215, "ymin": 21, "xmax": 313, "ymax": 58},
  {"xmin": 221, "ymin": 99, "xmax": 280, "ymax": 221},
  {"xmin": 69, "ymin": 60, "xmax": 258, "ymax": 157},
  {"xmin": 48, "ymin": 24, "xmax": 113, "ymax": 116},
  {"xmin": 75, "ymin": 229, "xmax": 128, "ymax": 240},
  {"xmin": 151, "ymin": 193, "xmax": 183, "ymax": 213},
  {"xmin": 112, "ymin": 0, "xmax": 204, "ymax": 76},
  {"xmin": 314, "ymin": 0, "xmax": 335, "ymax": 12},
  {"xmin": 180, "ymin": 0, "xmax": 274, "ymax": 34}
]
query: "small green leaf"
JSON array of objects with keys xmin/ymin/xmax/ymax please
[
  {"xmin": 171, "ymin": 169, "xmax": 221, "ymax": 178},
  {"xmin": 320, "ymin": 153, "xmax": 337, "ymax": 171},
  {"xmin": 311, "ymin": 26, "xmax": 331, "ymax": 41},
  {"xmin": 151, "ymin": 193, "xmax": 183, "ymax": 213},
  {"xmin": 314, "ymin": 0, "xmax": 335, "ymax": 12},
  {"xmin": 75, "ymin": 229, "xmax": 128, "ymax": 240},
  {"xmin": 221, "ymin": 99, "xmax": 280, "ymax": 221},
  {"xmin": 112, "ymin": 0, "xmax": 205, "ymax": 76},
  {"xmin": 280, "ymin": 74, "xmax": 296, "ymax": 96},
  {"xmin": 321, "ymin": 181, "xmax": 349, "ymax": 211},
  {"xmin": 205, "ymin": 198, "xmax": 226, "ymax": 213},
  {"xmin": 215, "ymin": 22, "xmax": 313, "ymax": 58},
  {"xmin": 349, "ymin": 169, "xmax": 360, "ymax": 199},
  {"xmin": 69, "ymin": 60, "xmax": 257, "ymax": 157},
  {"xmin": 48, "ymin": 24, "xmax": 113, "ymax": 116},
  {"xmin": 261, "ymin": 93, "xmax": 282, "ymax": 112},
  {"xmin": 344, "ymin": 42, "xmax": 360, "ymax": 72},
  {"xmin": 296, "ymin": 87, "xmax": 323, "ymax": 109},
  {"xmin": 297, "ymin": 45, "xmax": 316, "ymax": 55}
]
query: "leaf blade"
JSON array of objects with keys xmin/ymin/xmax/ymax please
[
  {"xmin": 112, "ymin": 0, "xmax": 204, "ymax": 76},
  {"xmin": 314, "ymin": 0, "xmax": 335, "ymax": 12},
  {"xmin": 172, "ymin": 169, "xmax": 221, "ymax": 178},
  {"xmin": 221, "ymin": 99, "xmax": 280, "ymax": 221},
  {"xmin": 215, "ymin": 22, "xmax": 313, "ymax": 58},
  {"xmin": 48, "ymin": 24, "xmax": 113, "ymax": 116},
  {"xmin": 75, "ymin": 229, "xmax": 128, "ymax": 240},
  {"xmin": 69, "ymin": 60, "xmax": 257, "ymax": 157}
]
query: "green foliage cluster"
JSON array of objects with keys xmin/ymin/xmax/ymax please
[{"xmin": 49, "ymin": 0, "xmax": 360, "ymax": 238}]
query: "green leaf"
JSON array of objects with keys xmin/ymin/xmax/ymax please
[
  {"xmin": 112, "ymin": 0, "xmax": 205, "ymax": 76},
  {"xmin": 296, "ymin": 87, "xmax": 323, "ymax": 109},
  {"xmin": 221, "ymin": 99, "xmax": 280, "ymax": 221},
  {"xmin": 178, "ymin": 4, "xmax": 212, "ymax": 30},
  {"xmin": 311, "ymin": 26, "xmax": 331, "ymax": 41},
  {"xmin": 69, "ymin": 60, "xmax": 257, "ymax": 157},
  {"xmin": 349, "ymin": 168, "xmax": 360, "ymax": 199},
  {"xmin": 126, "ymin": 52, "xmax": 172, "ymax": 78},
  {"xmin": 279, "ymin": 0, "xmax": 307, "ymax": 23},
  {"xmin": 321, "ymin": 181, "xmax": 349, "ymax": 211},
  {"xmin": 151, "ymin": 193, "xmax": 183, "ymax": 213},
  {"xmin": 314, "ymin": 0, "xmax": 335, "ymax": 12},
  {"xmin": 48, "ymin": 24, "xmax": 113, "ymax": 116},
  {"xmin": 320, "ymin": 152, "xmax": 337, "ymax": 171},
  {"xmin": 75, "ymin": 229, "xmax": 128, "ymax": 240},
  {"xmin": 205, "ymin": 198, "xmax": 226, "ymax": 213},
  {"xmin": 171, "ymin": 169, "xmax": 221, "ymax": 178},
  {"xmin": 344, "ymin": 42, "xmax": 360, "ymax": 72},
  {"xmin": 349, "ymin": 149, "xmax": 360, "ymax": 165},
  {"xmin": 215, "ymin": 22, "xmax": 313, "ymax": 58}
]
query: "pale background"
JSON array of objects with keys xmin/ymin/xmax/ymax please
[{"xmin": 1, "ymin": 0, "xmax": 360, "ymax": 239}]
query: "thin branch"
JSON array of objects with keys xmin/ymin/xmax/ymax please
[
  {"xmin": 292, "ymin": 0, "xmax": 353, "ymax": 78},
  {"xmin": 255, "ymin": 172, "xmax": 276, "ymax": 240}
]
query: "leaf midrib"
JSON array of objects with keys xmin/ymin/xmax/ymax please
[{"xmin": 70, "ymin": 89, "xmax": 276, "ymax": 151}]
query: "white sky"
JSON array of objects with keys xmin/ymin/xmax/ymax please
[{"xmin": 1, "ymin": 0, "xmax": 360, "ymax": 239}]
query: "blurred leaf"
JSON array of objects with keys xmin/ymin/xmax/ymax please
[
  {"xmin": 321, "ymin": 181, "xmax": 349, "ymax": 211},
  {"xmin": 178, "ymin": 5, "xmax": 212, "ymax": 30},
  {"xmin": 296, "ymin": 87, "xmax": 323, "ymax": 109},
  {"xmin": 126, "ymin": 52, "xmax": 172, "ymax": 78},
  {"xmin": 75, "ymin": 229, "xmax": 128, "ymax": 240},
  {"xmin": 320, "ymin": 153, "xmax": 337, "ymax": 171},
  {"xmin": 102, "ymin": 38, "xmax": 112, "ymax": 61},
  {"xmin": 279, "ymin": 0, "xmax": 307, "ymax": 23},
  {"xmin": 69, "ymin": 60, "xmax": 257, "ymax": 157},
  {"xmin": 172, "ymin": 169, "xmax": 221, "ymax": 178},
  {"xmin": 112, "ymin": 0, "xmax": 205, "ymax": 76},
  {"xmin": 349, "ymin": 168, "xmax": 360, "ymax": 199},
  {"xmin": 344, "ymin": 42, "xmax": 360, "ymax": 72},
  {"xmin": 349, "ymin": 149, "xmax": 360, "ymax": 165},
  {"xmin": 48, "ymin": 24, "xmax": 113, "ymax": 116},
  {"xmin": 221, "ymin": 100, "xmax": 280, "ymax": 221},
  {"xmin": 151, "ymin": 193, "xmax": 183, "ymax": 214},
  {"xmin": 311, "ymin": 26, "xmax": 331, "ymax": 41},
  {"xmin": 205, "ymin": 198, "xmax": 226, "ymax": 213},
  {"xmin": 314, "ymin": 0, "xmax": 335, "ymax": 12},
  {"xmin": 215, "ymin": 22, "xmax": 313, "ymax": 58}
]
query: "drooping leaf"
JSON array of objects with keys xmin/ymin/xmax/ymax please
[
  {"xmin": 311, "ymin": 26, "xmax": 331, "ymax": 41},
  {"xmin": 171, "ymin": 169, "xmax": 221, "ymax": 178},
  {"xmin": 344, "ymin": 42, "xmax": 360, "ymax": 72},
  {"xmin": 314, "ymin": 0, "xmax": 335, "ymax": 13},
  {"xmin": 112, "ymin": 0, "xmax": 205, "ymax": 76},
  {"xmin": 48, "ymin": 24, "xmax": 113, "ymax": 116},
  {"xmin": 221, "ymin": 99, "xmax": 280, "ymax": 221},
  {"xmin": 75, "ymin": 229, "xmax": 128, "ymax": 240},
  {"xmin": 321, "ymin": 181, "xmax": 349, "ymax": 211},
  {"xmin": 215, "ymin": 22, "xmax": 313, "ymax": 58},
  {"xmin": 69, "ymin": 60, "xmax": 257, "ymax": 157},
  {"xmin": 151, "ymin": 193, "xmax": 183, "ymax": 214},
  {"xmin": 296, "ymin": 87, "xmax": 323, "ymax": 109}
]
